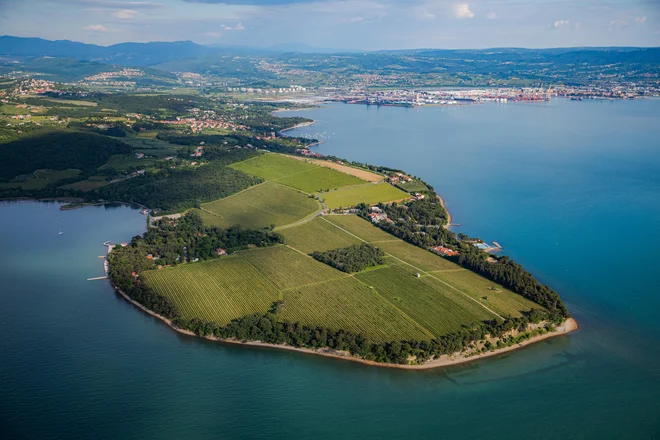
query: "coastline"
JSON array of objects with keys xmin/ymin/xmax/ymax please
[
  {"xmin": 112, "ymin": 282, "xmax": 578, "ymax": 371},
  {"xmin": 278, "ymin": 120, "xmax": 315, "ymax": 134},
  {"xmin": 436, "ymin": 195, "xmax": 452, "ymax": 229}
]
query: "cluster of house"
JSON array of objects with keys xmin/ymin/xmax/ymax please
[
  {"xmin": 388, "ymin": 172, "xmax": 413, "ymax": 184},
  {"xmin": 298, "ymin": 148, "xmax": 324, "ymax": 158},
  {"xmin": 431, "ymin": 246, "xmax": 459, "ymax": 257},
  {"xmin": 368, "ymin": 206, "xmax": 391, "ymax": 224},
  {"xmin": 412, "ymin": 193, "xmax": 425, "ymax": 201},
  {"xmin": 190, "ymin": 143, "xmax": 204, "ymax": 157}
]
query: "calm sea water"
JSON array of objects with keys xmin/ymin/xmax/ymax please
[{"xmin": 2, "ymin": 99, "xmax": 659, "ymax": 439}]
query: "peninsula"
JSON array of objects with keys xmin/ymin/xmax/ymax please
[{"xmin": 0, "ymin": 88, "xmax": 575, "ymax": 368}]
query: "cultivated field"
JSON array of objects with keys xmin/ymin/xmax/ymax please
[
  {"xmin": 59, "ymin": 179, "xmax": 109, "ymax": 191},
  {"xmin": 355, "ymin": 264, "xmax": 497, "ymax": 336},
  {"xmin": 230, "ymin": 153, "xmax": 366, "ymax": 193},
  {"xmin": 230, "ymin": 153, "xmax": 316, "ymax": 181},
  {"xmin": 375, "ymin": 240, "xmax": 458, "ymax": 272},
  {"xmin": 278, "ymin": 167, "xmax": 365, "ymax": 193},
  {"xmin": 142, "ymin": 252, "xmax": 280, "ymax": 324},
  {"xmin": 279, "ymin": 277, "xmax": 432, "ymax": 342},
  {"xmin": 287, "ymin": 156, "xmax": 383, "ymax": 182},
  {"xmin": 432, "ymin": 269, "xmax": 541, "ymax": 318},
  {"xmin": 2, "ymin": 168, "xmax": 81, "ymax": 190},
  {"xmin": 323, "ymin": 215, "xmax": 396, "ymax": 242},
  {"xmin": 200, "ymin": 182, "xmax": 320, "ymax": 229},
  {"xmin": 322, "ymin": 182, "xmax": 408, "ymax": 209},
  {"xmin": 280, "ymin": 217, "xmax": 362, "ymax": 254}
]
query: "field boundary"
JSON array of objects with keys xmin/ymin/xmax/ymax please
[{"xmin": 320, "ymin": 216, "xmax": 505, "ymax": 320}]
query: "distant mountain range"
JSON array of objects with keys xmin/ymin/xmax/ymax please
[{"xmin": 1, "ymin": 35, "xmax": 658, "ymax": 85}]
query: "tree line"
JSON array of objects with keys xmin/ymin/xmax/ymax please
[{"xmin": 312, "ymin": 243, "xmax": 384, "ymax": 273}]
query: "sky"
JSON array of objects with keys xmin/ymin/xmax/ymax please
[{"xmin": 0, "ymin": 0, "xmax": 658, "ymax": 50}]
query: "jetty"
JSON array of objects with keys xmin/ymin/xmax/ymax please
[{"xmin": 87, "ymin": 276, "xmax": 108, "ymax": 281}]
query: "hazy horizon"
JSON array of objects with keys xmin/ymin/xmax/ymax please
[{"xmin": 0, "ymin": 0, "xmax": 658, "ymax": 50}]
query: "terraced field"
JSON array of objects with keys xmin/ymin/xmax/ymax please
[
  {"xmin": 200, "ymin": 182, "xmax": 320, "ymax": 229},
  {"xmin": 322, "ymin": 182, "xmax": 408, "ymax": 209},
  {"xmin": 280, "ymin": 217, "xmax": 362, "ymax": 254}
]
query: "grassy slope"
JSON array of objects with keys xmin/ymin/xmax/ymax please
[
  {"xmin": 199, "ymin": 182, "xmax": 320, "ymax": 229},
  {"xmin": 322, "ymin": 183, "xmax": 408, "ymax": 209},
  {"xmin": 280, "ymin": 217, "xmax": 362, "ymax": 254},
  {"xmin": 230, "ymin": 153, "xmax": 366, "ymax": 194}
]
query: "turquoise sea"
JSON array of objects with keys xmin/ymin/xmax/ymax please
[{"xmin": 1, "ymin": 99, "xmax": 659, "ymax": 439}]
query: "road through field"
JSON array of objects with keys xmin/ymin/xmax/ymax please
[{"xmin": 319, "ymin": 216, "xmax": 505, "ymax": 320}]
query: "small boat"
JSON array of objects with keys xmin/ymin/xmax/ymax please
[{"xmin": 58, "ymin": 231, "xmax": 63, "ymax": 235}]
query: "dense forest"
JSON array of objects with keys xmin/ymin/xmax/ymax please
[
  {"xmin": 312, "ymin": 243, "xmax": 384, "ymax": 273},
  {"xmin": 0, "ymin": 131, "xmax": 132, "ymax": 181},
  {"xmin": 97, "ymin": 160, "xmax": 261, "ymax": 213}
]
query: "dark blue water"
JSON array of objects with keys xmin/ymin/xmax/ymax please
[{"xmin": 2, "ymin": 99, "xmax": 659, "ymax": 439}]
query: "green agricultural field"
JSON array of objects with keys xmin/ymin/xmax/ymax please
[
  {"xmin": 277, "ymin": 167, "xmax": 365, "ymax": 193},
  {"xmin": 396, "ymin": 179, "xmax": 428, "ymax": 193},
  {"xmin": 432, "ymin": 269, "xmax": 541, "ymax": 318},
  {"xmin": 322, "ymin": 183, "xmax": 408, "ymax": 209},
  {"xmin": 99, "ymin": 154, "xmax": 157, "ymax": 172},
  {"xmin": 59, "ymin": 179, "xmax": 109, "ymax": 191},
  {"xmin": 4, "ymin": 168, "xmax": 81, "ymax": 190},
  {"xmin": 142, "ymin": 252, "xmax": 280, "ymax": 325},
  {"xmin": 144, "ymin": 246, "xmax": 343, "ymax": 324},
  {"xmin": 280, "ymin": 217, "xmax": 362, "ymax": 254},
  {"xmin": 280, "ymin": 277, "xmax": 432, "ymax": 342},
  {"xmin": 375, "ymin": 240, "xmax": 458, "ymax": 272},
  {"xmin": 323, "ymin": 215, "xmax": 395, "ymax": 242},
  {"xmin": 231, "ymin": 153, "xmax": 366, "ymax": 194},
  {"xmin": 355, "ymin": 264, "xmax": 497, "ymax": 336},
  {"xmin": 200, "ymin": 182, "xmax": 320, "ymax": 229},
  {"xmin": 230, "ymin": 153, "xmax": 316, "ymax": 181}
]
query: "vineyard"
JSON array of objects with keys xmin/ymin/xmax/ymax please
[
  {"xmin": 434, "ymin": 269, "xmax": 541, "ymax": 318},
  {"xmin": 321, "ymin": 182, "xmax": 408, "ymax": 209},
  {"xmin": 323, "ymin": 215, "xmax": 395, "ymax": 242},
  {"xmin": 280, "ymin": 217, "xmax": 361, "ymax": 254},
  {"xmin": 199, "ymin": 182, "xmax": 320, "ymax": 229},
  {"xmin": 277, "ymin": 167, "xmax": 365, "ymax": 193},
  {"xmin": 230, "ymin": 153, "xmax": 317, "ymax": 181},
  {"xmin": 374, "ymin": 240, "xmax": 458, "ymax": 272},
  {"xmin": 355, "ymin": 264, "xmax": 497, "ymax": 336},
  {"xmin": 279, "ymin": 277, "xmax": 432, "ymax": 342},
  {"xmin": 229, "ymin": 153, "xmax": 366, "ymax": 194}
]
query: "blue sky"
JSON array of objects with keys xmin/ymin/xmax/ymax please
[{"xmin": 0, "ymin": 0, "xmax": 658, "ymax": 49}]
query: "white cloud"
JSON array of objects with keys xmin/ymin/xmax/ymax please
[
  {"xmin": 222, "ymin": 22, "xmax": 244, "ymax": 31},
  {"xmin": 486, "ymin": 12, "xmax": 496, "ymax": 20},
  {"xmin": 553, "ymin": 19, "xmax": 570, "ymax": 28},
  {"xmin": 112, "ymin": 9, "xmax": 139, "ymax": 19},
  {"xmin": 635, "ymin": 16, "xmax": 646, "ymax": 24},
  {"xmin": 84, "ymin": 24, "xmax": 110, "ymax": 32},
  {"xmin": 453, "ymin": 4, "xmax": 474, "ymax": 19},
  {"xmin": 349, "ymin": 17, "xmax": 364, "ymax": 23},
  {"xmin": 204, "ymin": 31, "xmax": 222, "ymax": 38}
]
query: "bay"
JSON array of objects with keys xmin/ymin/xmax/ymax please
[{"xmin": 1, "ymin": 98, "xmax": 659, "ymax": 439}]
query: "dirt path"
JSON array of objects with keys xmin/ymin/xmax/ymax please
[{"xmin": 319, "ymin": 216, "xmax": 505, "ymax": 320}]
